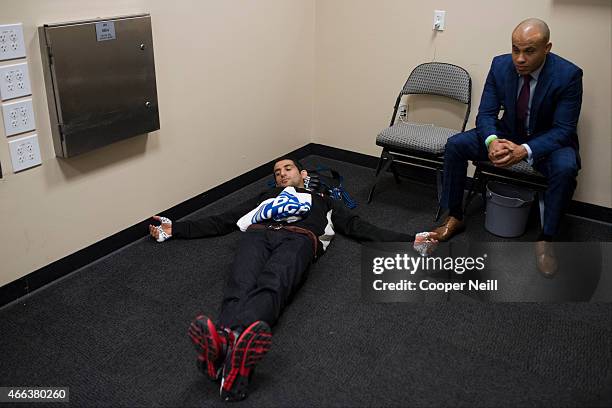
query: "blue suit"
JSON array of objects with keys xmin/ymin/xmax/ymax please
[{"xmin": 440, "ymin": 53, "xmax": 583, "ymax": 237}]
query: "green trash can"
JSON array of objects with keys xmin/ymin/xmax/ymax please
[{"xmin": 485, "ymin": 181, "xmax": 535, "ymax": 238}]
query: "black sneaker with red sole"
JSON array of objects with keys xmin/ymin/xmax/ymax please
[
  {"xmin": 188, "ymin": 315, "xmax": 228, "ymax": 381},
  {"xmin": 220, "ymin": 320, "xmax": 272, "ymax": 402}
]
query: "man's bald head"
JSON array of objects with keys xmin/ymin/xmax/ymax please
[
  {"xmin": 511, "ymin": 18, "xmax": 552, "ymax": 75},
  {"xmin": 513, "ymin": 18, "xmax": 550, "ymax": 45}
]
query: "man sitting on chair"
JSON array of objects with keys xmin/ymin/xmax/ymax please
[
  {"xmin": 149, "ymin": 157, "xmax": 436, "ymax": 401},
  {"xmin": 434, "ymin": 18, "xmax": 582, "ymax": 277}
]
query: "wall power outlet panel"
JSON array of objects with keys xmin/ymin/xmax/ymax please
[{"xmin": 8, "ymin": 133, "xmax": 42, "ymax": 172}]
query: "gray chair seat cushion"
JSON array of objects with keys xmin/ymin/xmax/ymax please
[
  {"xmin": 477, "ymin": 160, "xmax": 545, "ymax": 178},
  {"xmin": 376, "ymin": 122, "xmax": 459, "ymax": 155}
]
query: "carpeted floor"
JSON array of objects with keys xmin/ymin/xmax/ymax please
[{"xmin": 1, "ymin": 155, "xmax": 611, "ymax": 407}]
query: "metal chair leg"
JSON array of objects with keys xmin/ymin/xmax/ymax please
[
  {"xmin": 464, "ymin": 166, "xmax": 481, "ymax": 213},
  {"xmin": 368, "ymin": 151, "xmax": 393, "ymax": 203},
  {"xmin": 538, "ymin": 192, "xmax": 545, "ymax": 229},
  {"xmin": 390, "ymin": 161, "xmax": 401, "ymax": 184},
  {"xmin": 373, "ymin": 150, "xmax": 386, "ymax": 177},
  {"xmin": 434, "ymin": 168, "xmax": 443, "ymax": 221},
  {"xmin": 434, "ymin": 206, "xmax": 442, "ymax": 222}
]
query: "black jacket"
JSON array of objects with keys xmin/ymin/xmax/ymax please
[{"xmin": 172, "ymin": 187, "xmax": 414, "ymax": 253}]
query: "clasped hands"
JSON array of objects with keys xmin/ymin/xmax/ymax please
[{"xmin": 488, "ymin": 139, "xmax": 527, "ymax": 168}]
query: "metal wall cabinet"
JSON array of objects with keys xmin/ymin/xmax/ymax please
[{"xmin": 39, "ymin": 14, "xmax": 159, "ymax": 158}]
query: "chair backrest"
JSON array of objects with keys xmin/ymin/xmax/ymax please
[{"xmin": 402, "ymin": 62, "xmax": 471, "ymax": 104}]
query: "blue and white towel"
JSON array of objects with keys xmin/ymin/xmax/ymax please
[{"xmin": 236, "ymin": 187, "xmax": 312, "ymax": 231}]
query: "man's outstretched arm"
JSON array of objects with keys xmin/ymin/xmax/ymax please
[
  {"xmin": 149, "ymin": 192, "xmax": 265, "ymax": 240},
  {"xmin": 330, "ymin": 202, "xmax": 415, "ymax": 242}
]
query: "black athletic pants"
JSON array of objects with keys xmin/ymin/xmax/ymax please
[{"xmin": 217, "ymin": 229, "xmax": 314, "ymax": 330}]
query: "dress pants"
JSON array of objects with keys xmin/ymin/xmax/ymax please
[
  {"xmin": 440, "ymin": 128, "xmax": 578, "ymax": 237},
  {"xmin": 217, "ymin": 229, "xmax": 314, "ymax": 330}
]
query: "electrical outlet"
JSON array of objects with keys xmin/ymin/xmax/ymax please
[
  {"xmin": 433, "ymin": 10, "xmax": 446, "ymax": 31},
  {"xmin": 0, "ymin": 23, "xmax": 27, "ymax": 61},
  {"xmin": 398, "ymin": 102, "xmax": 408, "ymax": 122},
  {"xmin": 0, "ymin": 62, "xmax": 32, "ymax": 100},
  {"xmin": 2, "ymin": 98, "xmax": 35, "ymax": 136},
  {"xmin": 8, "ymin": 133, "xmax": 42, "ymax": 172}
]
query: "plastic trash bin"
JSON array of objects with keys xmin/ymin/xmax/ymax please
[{"xmin": 485, "ymin": 181, "xmax": 535, "ymax": 238}]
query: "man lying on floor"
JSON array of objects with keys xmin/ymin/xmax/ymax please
[{"xmin": 149, "ymin": 157, "xmax": 436, "ymax": 401}]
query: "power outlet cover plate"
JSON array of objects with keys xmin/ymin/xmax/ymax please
[
  {"xmin": 8, "ymin": 133, "xmax": 42, "ymax": 172},
  {"xmin": 2, "ymin": 98, "xmax": 36, "ymax": 136},
  {"xmin": 0, "ymin": 23, "xmax": 27, "ymax": 61},
  {"xmin": 433, "ymin": 10, "xmax": 446, "ymax": 31},
  {"xmin": 0, "ymin": 62, "xmax": 32, "ymax": 101}
]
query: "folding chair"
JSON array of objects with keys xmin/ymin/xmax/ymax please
[{"xmin": 368, "ymin": 62, "xmax": 471, "ymax": 221}]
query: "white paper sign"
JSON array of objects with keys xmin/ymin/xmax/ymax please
[{"xmin": 95, "ymin": 21, "xmax": 116, "ymax": 41}]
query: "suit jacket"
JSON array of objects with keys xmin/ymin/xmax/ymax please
[{"xmin": 476, "ymin": 52, "xmax": 583, "ymax": 163}]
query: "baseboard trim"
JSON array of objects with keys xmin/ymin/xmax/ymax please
[
  {"xmin": 1, "ymin": 142, "xmax": 610, "ymax": 307},
  {"xmin": 0, "ymin": 144, "xmax": 314, "ymax": 308},
  {"xmin": 309, "ymin": 143, "xmax": 437, "ymax": 185},
  {"xmin": 309, "ymin": 143, "xmax": 612, "ymax": 224}
]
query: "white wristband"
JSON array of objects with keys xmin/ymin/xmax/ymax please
[
  {"xmin": 413, "ymin": 232, "xmax": 437, "ymax": 257},
  {"xmin": 155, "ymin": 217, "xmax": 172, "ymax": 242}
]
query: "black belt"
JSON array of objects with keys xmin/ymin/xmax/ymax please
[{"xmin": 247, "ymin": 224, "xmax": 318, "ymax": 258}]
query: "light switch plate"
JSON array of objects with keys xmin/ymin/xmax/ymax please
[
  {"xmin": 8, "ymin": 133, "xmax": 42, "ymax": 172},
  {"xmin": 0, "ymin": 62, "xmax": 32, "ymax": 100},
  {"xmin": 0, "ymin": 23, "xmax": 27, "ymax": 61},
  {"xmin": 2, "ymin": 98, "xmax": 36, "ymax": 136}
]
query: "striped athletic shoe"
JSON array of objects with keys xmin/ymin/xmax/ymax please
[
  {"xmin": 220, "ymin": 320, "xmax": 272, "ymax": 401},
  {"xmin": 188, "ymin": 315, "xmax": 231, "ymax": 381}
]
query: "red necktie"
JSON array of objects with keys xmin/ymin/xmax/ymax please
[{"xmin": 516, "ymin": 74, "xmax": 531, "ymax": 138}]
